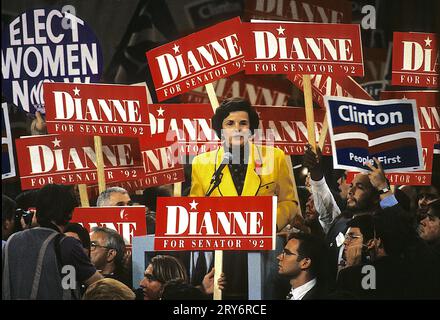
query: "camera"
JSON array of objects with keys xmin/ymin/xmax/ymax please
[{"xmin": 15, "ymin": 208, "xmax": 36, "ymax": 228}]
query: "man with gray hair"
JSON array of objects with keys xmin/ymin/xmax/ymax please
[
  {"xmin": 90, "ymin": 226, "xmax": 129, "ymax": 286},
  {"xmin": 96, "ymin": 187, "xmax": 132, "ymax": 207}
]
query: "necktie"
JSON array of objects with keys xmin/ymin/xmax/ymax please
[
  {"xmin": 286, "ymin": 289, "xmax": 294, "ymax": 300},
  {"xmin": 191, "ymin": 252, "xmax": 207, "ymax": 286}
]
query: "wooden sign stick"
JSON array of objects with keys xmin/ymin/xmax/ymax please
[
  {"xmin": 302, "ymin": 75, "xmax": 317, "ymax": 152},
  {"xmin": 94, "ymin": 136, "xmax": 106, "ymax": 193},
  {"xmin": 173, "ymin": 182, "xmax": 182, "ymax": 197},
  {"xmin": 78, "ymin": 184, "xmax": 90, "ymax": 207},
  {"xmin": 205, "ymin": 82, "xmax": 222, "ymax": 300}
]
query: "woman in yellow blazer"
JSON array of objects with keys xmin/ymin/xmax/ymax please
[
  {"xmin": 189, "ymin": 98, "xmax": 299, "ymax": 299},
  {"xmin": 190, "ymin": 98, "xmax": 299, "ymax": 231}
]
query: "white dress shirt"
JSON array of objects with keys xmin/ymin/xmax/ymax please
[
  {"xmin": 288, "ymin": 278, "xmax": 317, "ymax": 300},
  {"xmin": 310, "ymin": 177, "xmax": 341, "ymax": 234}
]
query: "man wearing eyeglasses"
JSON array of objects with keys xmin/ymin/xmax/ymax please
[
  {"xmin": 89, "ymin": 226, "xmax": 129, "ymax": 286},
  {"xmin": 336, "ymin": 214, "xmax": 412, "ymax": 299},
  {"xmin": 277, "ymin": 232, "xmax": 328, "ymax": 300}
]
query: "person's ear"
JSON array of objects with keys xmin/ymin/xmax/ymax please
[
  {"xmin": 300, "ymin": 257, "xmax": 311, "ymax": 270},
  {"xmin": 375, "ymin": 238, "xmax": 383, "ymax": 249},
  {"xmin": 366, "ymin": 238, "xmax": 376, "ymax": 250},
  {"xmin": 106, "ymin": 249, "xmax": 117, "ymax": 263}
]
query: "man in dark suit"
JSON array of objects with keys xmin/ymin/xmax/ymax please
[
  {"xmin": 277, "ymin": 232, "xmax": 328, "ymax": 300},
  {"xmin": 336, "ymin": 214, "xmax": 412, "ymax": 299}
]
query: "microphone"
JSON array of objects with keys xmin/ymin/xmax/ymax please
[
  {"xmin": 206, "ymin": 152, "xmax": 232, "ymax": 196},
  {"xmin": 211, "ymin": 152, "xmax": 233, "ymax": 183}
]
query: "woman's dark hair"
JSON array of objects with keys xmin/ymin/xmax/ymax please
[
  {"xmin": 150, "ymin": 255, "xmax": 188, "ymax": 284},
  {"xmin": 211, "ymin": 98, "xmax": 260, "ymax": 139},
  {"xmin": 36, "ymin": 184, "xmax": 78, "ymax": 226},
  {"xmin": 64, "ymin": 222, "xmax": 91, "ymax": 251}
]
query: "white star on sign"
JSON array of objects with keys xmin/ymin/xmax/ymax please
[
  {"xmin": 172, "ymin": 44, "xmax": 180, "ymax": 54},
  {"xmin": 189, "ymin": 200, "xmax": 198, "ymax": 210},
  {"xmin": 73, "ymin": 87, "xmax": 80, "ymax": 96},
  {"xmin": 157, "ymin": 107, "xmax": 165, "ymax": 116},
  {"xmin": 276, "ymin": 26, "xmax": 285, "ymax": 35},
  {"xmin": 52, "ymin": 138, "xmax": 61, "ymax": 147},
  {"xmin": 424, "ymin": 37, "xmax": 432, "ymax": 47}
]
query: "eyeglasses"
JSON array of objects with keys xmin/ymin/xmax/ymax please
[
  {"xmin": 280, "ymin": 248, "xmax": 299, "ymax": 258},
  {"xmin": 344, "ymin": 233, "xmax": 362, "ymax": 242},
  {"xmin": 90, "ymin": 242, "xmax": 112, "ymax": 251}
]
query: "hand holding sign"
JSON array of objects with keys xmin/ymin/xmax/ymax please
[
  {"xmin": 31, "ymin": 111, "xmax": 47, "ymax": 135},
  {"xmin": 202, "ymin": 269, "xmax": 226, "ymax": 295},
  {"xmin": 303, "ymin": 144, "xmax": 324, "ymax": 181},
  {"xmin": 365, "ymin": 157, "xmax": 390, "ymax": 192},
  {"xmin": 344, "ymin": 242, "xmax": 363, "ymax": 268},
  {"xmin": 324, "ymin": 96, "xmax": 424, "ymax": 173}
]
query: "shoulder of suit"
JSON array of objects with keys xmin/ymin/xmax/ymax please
[
  {"xmin": 192, "ymin": 149, "xmax": 218, "ymax": 165},
  {"xmin": 255, "ymin": 144, "xmax": 286, "ymax": 158}
]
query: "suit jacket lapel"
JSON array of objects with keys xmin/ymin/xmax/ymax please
[{"xmin": 241, "ymin": 143, "xmax": 260, "ymax": 196}]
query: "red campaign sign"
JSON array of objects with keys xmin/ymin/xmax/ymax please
[
  {"xmin": 380, "ymin": 91, "xmax": 440, "ymax": 142},
  {"xmin": 139, "ymin": 136, "xmax": 185, "ymax": 187},
  {"xmin": 142, "ymin": 104, "xmax": 219, "ymax": 156},
  {"xmin": 146, "ymin": 17, "xmax": 245, "ymax": 102},
  {"xmin": 346, "ymin": 90, "xmax": 440, "ymax": 185},
  {"xmin": 86, "ymin": 136, "xmax": 187, "ymax": 196},
  {"xmin": 254, "ymin": 106, "xmax": 331, "ymax": 155},
  {"xmin": 44, "ymin": 82, "xmax": 149, "ymax": 137},
  {"xmin": 244, "ymin": 0, "xmax": 352, "ymax": 23},
  {"xmin": 241, "ymin": 22, "xmax": 364, "ymax": 76},
  {"xmin": 181, "ymin": 73, "xmax": 294, "ymax": 106},
  {"xmin": 71, "ymin": 206, "xmax": 147, "ymax": 249},
  {"xmin": 15, "ymin": 134, "xmax": 144, "ymax": 190},
  {"xmin": 288, "ymin": 74, "xmax": 372, "ymax": 108},
  {"xmin": 391, "ymin": 32, "xmax": 438, "ymax": 88},
  {"xmin": 154, "ymin": 196, "xmax": 277, "ymax": 251}
]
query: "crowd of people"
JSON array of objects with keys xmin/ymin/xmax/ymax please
[{"xmin": 2, "ymin": 98, "xmax": 440, "ymax": 300}]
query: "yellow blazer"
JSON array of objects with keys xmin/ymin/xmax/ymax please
[{"xmin": 190, "ymin": 143, "xmax": 298, "ymax": 231}]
